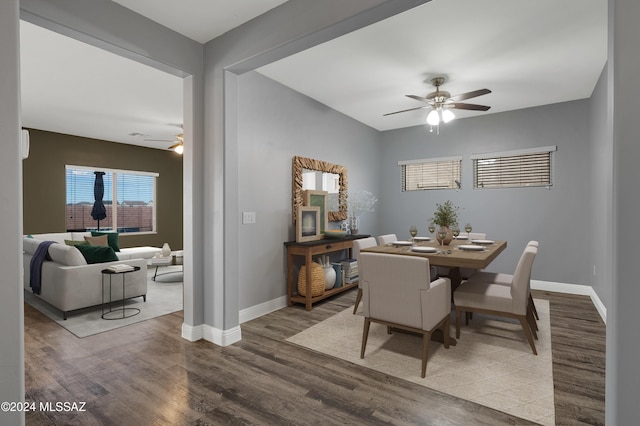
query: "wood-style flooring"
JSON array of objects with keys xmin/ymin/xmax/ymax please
[{"xmin": 23, "ymin": 289, "xmax": 605, "ymax": 425}]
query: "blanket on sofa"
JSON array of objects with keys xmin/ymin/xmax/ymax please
[{"xmin": 29, "ymin": 240, "xmax": 56, "ymax": 295}]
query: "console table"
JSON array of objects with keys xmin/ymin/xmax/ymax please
[{"xmin": 285, "ymin": 235, "xmax": 370, "ymax": 311}]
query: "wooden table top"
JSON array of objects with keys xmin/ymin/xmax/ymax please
[{"xmin": 361, "ymin": 239, "xmax": 507, "ymax": 270}]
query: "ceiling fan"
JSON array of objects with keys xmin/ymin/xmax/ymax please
[
  {"xmin": 384, "ymin": 77, "xmax": 491, "ymax": 127},
  {"xmin": 144, "ymin": 132, "xmax": 184, "ymax": 154}
]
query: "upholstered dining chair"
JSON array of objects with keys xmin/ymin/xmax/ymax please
[
  {"xmin": 359, "ymin": 252, "xmax": 451, "ymax": 377},
  {"xmin": 352, "ymin": 237, "xmax": 378, "ymax": 314},
  {"xmin": 377, "ymin": 234, "xmax": 397, "ymax": 246},
  {"xmin": 453, "ymin": 245, "xmax": 539, "ymax": 355},
  {"xmin": 466, "ymin": 240, "xmax": 540, "ymax": 321}
]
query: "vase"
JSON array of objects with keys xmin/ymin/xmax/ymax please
[
  {"xmin": 349, "ymin": 216, "xmax": 360, "ymax": 235},
  {"xmin": 436, "ymin": 226, "xmax": 453, "ymax": 246},
  {"xmin": 323, "ymin": 265, "xmax": 337, "ymax": 290},
  {"xmin": 161, "ymin": 242, "xmax": 171, "ymax": 257}
]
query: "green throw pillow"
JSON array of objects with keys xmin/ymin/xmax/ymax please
[
  {"xmin": 65, "ymin": 239, "xmax": 89, "ymax": 246},
  {"xmin": 91, "ymin": 231, "xmax": 120, "ymax": 252},
  {"xmin": 75, "ymin": 245, "xmax": 119, "ymax": 264}
]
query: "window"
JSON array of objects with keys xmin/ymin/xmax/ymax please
[
  {"xmin": 66, "ymin": 165, "xmax": 158, "ymax": 233},
  {"xmin": 471, "ymin": 146, "xmax": 556, "ymax": 189},
  {"xmin": 398, "ymin": 156, "xmax": 462, "ymax": 191}
]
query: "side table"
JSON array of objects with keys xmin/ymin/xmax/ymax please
[{"xmin": 101, "ymin": 266, "xmax": 142, "ymax": 320}]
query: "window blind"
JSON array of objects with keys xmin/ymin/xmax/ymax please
[
  {"xmin": 399, "ymin": 157, "xmax": 462, "ymax": 191},
  {"xmin": 473, "ymin": 150, "xmax": 553, "ymax": 189}
]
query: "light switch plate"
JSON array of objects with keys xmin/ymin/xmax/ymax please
[{"xmin": 242, "ymin": 211, "xmax": 256, "ymax": 224}]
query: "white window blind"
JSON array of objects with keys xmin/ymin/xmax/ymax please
[
  {"xmin": 471, "ymin": 146, "xmax": 555, "ymax": 189},
  {"xmin": 398, "ymin": 156, "xmax": 462, "ymax": 191},
  {"xmin": 66, "ymin": 165, "xmax": 158, "ymax": 233}
]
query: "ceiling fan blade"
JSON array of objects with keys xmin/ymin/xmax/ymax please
[
  {"xmin": 449, "ymin": 89, "xmax": 491, "ymax": 102},
  {"xmin": 406, "ymin": 94, "xmax": 430, "ymax": 103},
  {"xmin": 383, "ymin": 105, "xmax": 429, "ymax": 116},
  {"xmin": 144, "ymin": 138, "xmax": 174, "ymax": 142},
  {"xmin": 449, "ymin": 102, "xmax": 491, "ymax": 111}
]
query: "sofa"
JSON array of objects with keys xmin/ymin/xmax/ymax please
[{"xmin": 23, "ymin": 232, "xmax": 162, "ymax": 319}]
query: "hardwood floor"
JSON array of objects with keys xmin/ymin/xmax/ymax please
[{"xmin": 23, "ymin": 289, "xmax": 605, "ymax": 425}]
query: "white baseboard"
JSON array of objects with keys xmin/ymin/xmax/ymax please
[
  {"xmin": 182, "ymin": 322, "xmax": 242, "ymax": 346},
  {"xmin": 532, "ymin": 280, "xmax": 607, "ymax": 324},
  {"xmin": 239, "ymin": 295, "xmax": 288, "ymax": 324}
]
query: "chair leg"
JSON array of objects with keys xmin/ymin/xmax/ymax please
[
  {"xmin": 360, "ymin": 318, "xmax": 371, "ymax": 358},
  {"xmin": 455, "ymin": 308, "xmax": 462, "ymax": 339},
  {"xmin": 442, "ymin": 316, "xmax": 450, "ymax": 349},
  {"xmin": 353, "ymin": 288, "xmax": 363, "ymax": 314},
  {"xmin": 518, "ymin": 316, "xmax": 537, "ymax": 355},
  {"xmin": 422, "ymin": 331, "xmax": 432, "ymax": 378},
  {"xmin": 526, "ymin": 308, "xmax": 538, "ymax": 339},
  {"xmin": 529, "ymin": 293, "xmax": 539, "ymax": 320}
]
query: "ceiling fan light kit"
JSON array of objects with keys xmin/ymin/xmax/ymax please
[{"xmin": 384, "ymin": 76, "xmax": 491, "ymax": 133}]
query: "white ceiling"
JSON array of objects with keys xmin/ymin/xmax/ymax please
[{"xmin": 19, "ymin": 0, "xmax": 607, "ymax": 150}]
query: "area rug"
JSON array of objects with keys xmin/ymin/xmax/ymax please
[
  {"xmin": 24, "ymin": 266, "xmax": 183, "ymax": 338},
  {"xmin": 287, "ymin": 300, "xmax": 554, "ymax": 425}
]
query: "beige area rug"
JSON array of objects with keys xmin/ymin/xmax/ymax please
[
  {"xmin": 287, "ymin": 300, "xmax": 554, "ymax": 425},
  {"xmin": 25, "ymin": 266, "xmax": 183, "ymax": 338}
]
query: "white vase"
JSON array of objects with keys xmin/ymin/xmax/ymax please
[
  {"xmin": 323, "ymin": 265, "xmax": 336, "ymax": 290},
  {"xmin": 161, "ymin": 242, "xmax": 171, "ymax": 257}
]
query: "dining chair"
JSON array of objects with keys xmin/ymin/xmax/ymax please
[
  {"xmin": 377, "ymin": 234, "xmax": 398, "ymax": 245},
  {"xmin": 465, "ymin": 240, "xmax": 540, "ymax": 321},
  {"xmin": 352, "ymin": 237, "xmax": 378, "ymax": 314},
  {"xmin": 359, "ymin": 252, "xmax": 451, "ymax": 377},
  {"xmin": 453, "ymin": 245, "xmax": 538, "ymax": 354}
]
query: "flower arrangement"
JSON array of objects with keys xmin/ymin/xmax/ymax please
[
  {"xmin": 347, "ymin": 189, "xmax": 378, "ymax": 217},
  {"xmin": 430, "ymin": 200, "xmax": 459, "ymax": 227}
]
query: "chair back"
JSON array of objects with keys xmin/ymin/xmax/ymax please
[
  {"xmin": 360, "ymin": 252, "xmax": 436, "ymax": 329},
  {"xmin": 352, "ymin": 237, "xmax": 377, "ymax": 261},
  {"xmin": 377, "ymin": 234, "xmax": 397, "ymax": 245},
  {"xmin": 510, "ymin": 245, "xmax": 538, "ymax": 314},
  {"xmin": 527, "ymin": 240, "xmax": 539, "ymax": 247}
]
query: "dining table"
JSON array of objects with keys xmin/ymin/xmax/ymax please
[
  {"xmin": 361, "ymin": 238, "xmax": 507, "ymax": 346},
  {"xmin": 361, "ymin": 238, "xmax": 507, "ymax": 294}
]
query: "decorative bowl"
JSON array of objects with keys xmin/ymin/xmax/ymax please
[{"xmin": 324, "ymin": 230, "xmax": 347, "ymax": 239}]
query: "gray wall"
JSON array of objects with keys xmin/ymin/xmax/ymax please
[
  {"xmin": 379, "ymin": 100, "xmax": 591, "ymax": 285},
  {"xmin": 588, "ymin": 66, "xmax": 613, "ymax": 310},
  {"xmin": 237, "ymin": 71, "xmax": 381, "ymax": 309}
]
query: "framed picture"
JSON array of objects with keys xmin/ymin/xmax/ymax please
[
  {"xmin": 296, "ymin": 206, "xmax": 322, "ymax": 242},
  {"xmin": 303, "ymin": 190, "xmax": 329, "ymax": 234}
]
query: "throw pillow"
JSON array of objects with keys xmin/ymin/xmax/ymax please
[
  {"xmin": 91, "ymin": 231, "xmax": 120, "ymax": 252},
  {"xmin": 64, "ymin": 239, "xmax": 89, "ymax": 246},
  {"xmin": 84, "ymin": 234, "xmax": 109, "ymax": 247},
  {"xmin": 74, "ymin": 244, "xmax": 119, "ymax": 264}
]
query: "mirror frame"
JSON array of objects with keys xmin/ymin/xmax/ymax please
[{"xmin": 293, "ymin": 156, "xmax": 348, "ymax": 223}]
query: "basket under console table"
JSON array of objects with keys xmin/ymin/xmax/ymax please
[{"xmin": 285, "ymin": 235, "xmax": 370, "ymax": 311}]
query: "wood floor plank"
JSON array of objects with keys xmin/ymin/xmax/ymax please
[{"xmin": 23, "ymin": 288, "xmax": 605, "ymax": 425}]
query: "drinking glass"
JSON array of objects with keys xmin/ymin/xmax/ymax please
[
  {"xmin": 428, "ymin": 222, "xmax": 436, "ymax": 237},
  {"xmin": 451, "ymin": 223, "xmax": 460, "ymax": 245},
  {"xmin": 409, "ymin": 225, "xmax": 418, "ymax": 245},
  {"xmin": 437, "ymin": 226, "xmax": 447, "ymax": 249},
  {"xmin": 465, "ymin": 223, "xmax": 472, "ymax": 241}
]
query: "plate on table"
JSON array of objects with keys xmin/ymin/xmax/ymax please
[
  {"xmin": 392, "ymin": 241, "xmax": 413, "ymax": 246},
  {"xmin": 458, "ymin": 244, "xmax": 485, "ymax": 251},
  {"xmin": 411, "ymin": 246, "xmax": 438, "ymax": 253},
  {"xmin": 413, "ymin": 236, "xmax": 431, "ymax": 241},
  {"xmin": 454, "ymin": 235, "xmax": 469, "ymax": 240},
  {"xmin": 470, "ymin": 239, "xmax": 495, "ymax": 245}
]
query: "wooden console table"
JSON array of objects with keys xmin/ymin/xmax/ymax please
[{"xmin": 285, "ymin": 235, "xmax": 370, "ymax": 311}]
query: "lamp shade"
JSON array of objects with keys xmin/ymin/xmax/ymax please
[
  {"xmin": 442, "ymin": 109, "xmax": 455, "ymax": 123},
  {"xmin": 426, "ymin": 109, "xmax": 440, "ymax": 126}
]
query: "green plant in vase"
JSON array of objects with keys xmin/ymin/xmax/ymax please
[{"xmin": 429, "ymin": 200, "xmax": 460, "ymax": 245}]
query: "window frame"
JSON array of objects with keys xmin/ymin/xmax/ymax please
[
  {"xmin": 398, "ymin": 156, "xmax": 462, "ymax": 192},
  {"xmin": 65, "ymin": 165, "xmax": 159, "ymax": 235},
  {"xmin": 470, "ymin": 146, "xmax": 556, "ymax": 190}
]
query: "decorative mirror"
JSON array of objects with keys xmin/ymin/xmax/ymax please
[{"xmin": 293, "ymin": 156, "xmax": 348, "ymax": 222}]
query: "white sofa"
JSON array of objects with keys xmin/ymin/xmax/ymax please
[{"xmin": 23, "ymin": 232, "xmax": 162, "ymax": 319}]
